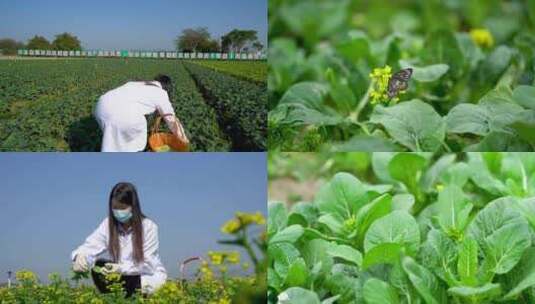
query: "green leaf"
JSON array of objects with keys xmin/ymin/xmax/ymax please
[
  {"xmin": 421, "ymin": 154, "xmax": 457, "ymax": 192},
  {"xmin": 326, "ymin": 68, "xmax": 357, "ymax": 114},
  {"xmin": 420, "ymin": 229, "xmax": 458, "ymax": 286},
  {"xmin": 512, "ymin": 85, "xmax": 535, "ymax": 110},
  {"xmin": 423, "ymin": 29, "xmax": 464, "ymax": 78},
  {"xmin": 274, "ymin": 103, "xmax": 344, "ymax": 126},
  {"xmin": 402, "ymin": 256, "xmax": 447, "ymax": 304},
  {"xmin": 289, "ymin": 202, "xmax": 318, "ymax": 227},
  {"xmin": 392, "ymin": 194, "xmax": 415, "ymax": 211},
  {"xmin": 388, "ymin": 153, "xmax": 426, "ymax": 200},
  {"xmin": 355, "ymin": 194, "xmax": 392, "ymax": 246},
  {"xmin": 370, "ymin": 99, "xmax": 445, "ymax": 152},
  {"xmin": 364, "ymin": 210, "xmax": 420, "ymax": 255},
  {"xmin": 301, "ymin": 239, "xmax": 333, "ymax": 276},
  {"xmin": 331, "ymin": 135, "xmax": 401, "ymax": 152},
  {"xmin": 447, "ymin": 283, "xmax": 501, "ymax": 301},
  {"xmin": 270, "ymin": 243, "xmax": 302, "ymax": 280},
  {"xmin": 269, "ymin": 202, "xmax": 288, "ymax": 237},
  {"xmin": 314, "ymin": 172, "xmax": 375, "ymax": 219},
  {"xmin": 270, "ymin": 225, "xmax": 305, "ymax": 244},
  {"xmin": 284, "ymin": 258, "xmax": 309, "ymax": 287},
  {"xmin": 457, "ymin": 238, "xmax": 479, "ymax": 286},
  {"xmin": 440, "ymin": 162, "xmax": 470, "ymax": 188},
  {"xmin": 317, "ymin": 213, "xmax": 344, "ymax": 235},
  {"xmin": 503, "ymin": 247, "xmax": 535, "ymax": 299},
  {"xmin": 446, "ymin": 104, "xmax": 490, "ymax": 136},
  {"xmin": 335, "ymin": 32, "xmax": 371, "ymax": 64},
  {"xmin": 279, "ymin": 82, "xmax": 328, "ymax": 111},
  {"xmin": 326, "ymin": 244, "xmax": 363, "ymax": 267},
  {"xmin": 398, "ymin": 60, "xmax": 449, "ymax": 82},
  {"xmin": 468, "ymin": 197, "xmax": 531, "ymax": 275},
  {"xmin": 466, "ymin": 153, "xmax": 508, "ymax": 195},
  {"xmin": 436, "ymin": 185, "xmax": 473, "ymax": 236},
  {"xmin": 362, "ymin": 243, "xmax": 403, "ymax": 269},
  {"xmin": 278, "ymin": 287, "xmax": 321, "ymax": 304},
  {"xmin": 446, "ymin": 95, "xmax": 527, "ymax": 136},
  {"xmin": 465, "ymin": 131, "xmax": 532, "ymax": 152},
  {"xmin": 372, "ymin": 152, "xmax": 397, "ymax": 182},
  {"xmin": 363, "ymin": 278, "xmax": 400, "ymax": 304}
]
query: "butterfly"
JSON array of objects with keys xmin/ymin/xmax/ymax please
[{"xmin": 387, "ymin": 68, "xmax": 413, "ymax": 99}]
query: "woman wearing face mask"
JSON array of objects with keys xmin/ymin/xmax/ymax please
[{"xmin": 71, "ymin": 182, "xmax": 167, "ymax": 297}]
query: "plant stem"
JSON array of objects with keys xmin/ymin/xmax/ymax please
[
  {"xmin": 349, "ymin": 80, "xmax": 374, "ymax": 125},
  {"xmin": 242, "ymin": 228, "xmax": 259, "ymax": 267}
]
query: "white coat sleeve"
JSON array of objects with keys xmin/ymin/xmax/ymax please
[
  {"xmin": 71, "ymin": 218, "xmax": 108, "ymax": 261},
  {"xmin": 155, "ymin": 91, "xmax": 175, "ymax": 117},
  {"xmin": 139, "ymin": 222, "xmax": 168, "ymax": 294}
]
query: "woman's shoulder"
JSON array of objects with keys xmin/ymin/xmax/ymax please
[{"xmin": 142, "ymin": 217, "xmax": 158, "ymax": 229}]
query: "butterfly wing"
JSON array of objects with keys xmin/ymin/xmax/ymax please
[{"xmin": 387, "ymin": 68, "xmax": 413, "ymax": 98}]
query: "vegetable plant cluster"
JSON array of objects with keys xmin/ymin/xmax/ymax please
[
  {"xmin": 268, "ymin": 0, "xmax": 535, "ymax": 152},
  {"xmin": 184, "ymin": 62, "xmax": 267, "ymax": 151},
  {"xmin": 0, "ymin": 58, "xmax": 266, "ymax": 151},
  {"xmin": 268, "ymin": 152, "xmax": 535, "ymax": 303}
]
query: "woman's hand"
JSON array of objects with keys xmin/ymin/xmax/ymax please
[
  {"xmin": 101, "ymin": 263, "xmax": 121, "ymax": 275},
  {"xmin": 73, "ymin": 254, "xmax": 90, "ymax": 272},
  {"xmin": 163, "ymin": 115, "xmax": 189, "ymax": 144}
]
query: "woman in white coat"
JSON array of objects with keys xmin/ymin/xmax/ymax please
[
  {"xmin": 71, "ymin": 182, "xmax": 167, "ymax": 297},
  {"xmin": 94, "ymin": 74, "xmax": 189, "ymax": 152}
]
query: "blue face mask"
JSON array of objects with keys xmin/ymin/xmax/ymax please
[{"xmin": 112, "ymin": 207, "xmax": 133, "ymax": 223}]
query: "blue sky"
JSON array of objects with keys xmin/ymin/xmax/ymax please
[
  {"xmin": 0, "ymin": 153, "xmax": 266, "ymax": 283},
  {"xmin": 0, "ymin": 0, "xmax": 267, "ymax": 50}
]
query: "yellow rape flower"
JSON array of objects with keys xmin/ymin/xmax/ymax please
[
  {"xmin": 208, "ymin": 251, "xmax": 224, "ymax": 265},
  {"xmin": 470, "ymin": 28, "xmax": 494, "ymax": 48},
  {"xmin": 369, "ymin": 65, "xmax": 393, "ymax": 105},
  {"xmin": 221, "ymin": 218, "xmax": 241, "ymax": 234},
  {"xmin": 16, "ymin": 269, "xmax": 38, "ymax": 284},
  {"xmin": 236, "ymin": 211, "xmax": 266, "ymax": 225},
  {"xmin": 227, "ymin": 251, "xmax": 240, "ymax": 264},
  {"xmin": 218, "ymin": 298, "xmax": 231, "ymax": 304}
]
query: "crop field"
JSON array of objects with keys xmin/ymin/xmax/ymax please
[
  {"xmin": 0, "ymin": 211, "xmax": 267, "ymax": 303},
  {"xmin": 268, "ymin": 152, "xmax": 535, "ymax": 304},
  {"xmin": 0, "ymin": 59, "xmax": 267, "ymax": 152},
  {"xmin": 193, "ymin": 60, "xmax": 267, "ymax": 83},
  {"xmin": 268, "ymin": 0, "xmax": 535, "ymax": 152}
]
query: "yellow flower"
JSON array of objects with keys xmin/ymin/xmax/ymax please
[
  {"xmin": 218, "ymin": 298, "xmax": 231, "ymax": 304},
  {"xmin": 208, "ymin": 251, "xmax": 224, "ymax": 265},
  {"xmin": 15, "ymin": 269, "xmax": 38, "ymax": 284},
  {"xmin": 200, "ymin": 261, "xmax": 214, "ymax": 280},
  {"xmin": 470, "ymin": 28, "xmax": 494, "ymax": 48},
  {"xmin": 227, "ymin": 251, "xmax": 240, "ymax": 264},
  {"xmin": 369, "ymin": 65, "xmax": 393, "ymax": 105},
  {"xmin": 221, "ymin": 218, "xmax": 241, "ymax": 234}
]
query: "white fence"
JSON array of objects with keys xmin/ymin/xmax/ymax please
[{"xmin": 16, "ymin": 49, "xmax": 266, "ymax": 60}]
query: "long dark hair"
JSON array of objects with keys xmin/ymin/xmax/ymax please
[{"xmin": 108, "ymin": 182, "xmax": 146, "ymax": 264}]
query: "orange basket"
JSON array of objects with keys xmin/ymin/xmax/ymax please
[{"xmin": 148, "ymin": 114, "xmax": 189, "ymax": 152}]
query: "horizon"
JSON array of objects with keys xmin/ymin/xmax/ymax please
[{"xmin": 0, "ymin": 0, "xmax": 267, "ymax": 50}]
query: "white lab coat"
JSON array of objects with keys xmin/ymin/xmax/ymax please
[
  {"xmin": 71, "ymin": 217, "xmax": 167, "ymax": 294},
  {"xmin": 94, "ymin": 81, "xmax": 175, "ymax": 152}
]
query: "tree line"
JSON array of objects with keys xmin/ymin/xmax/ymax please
[
  {"xmin": 0, "ymin": 28, "xmax": 263, "ymax": 55},
  {"xmin": 0, "ymin": 33, "xmax": 81, "ymax": 55}
]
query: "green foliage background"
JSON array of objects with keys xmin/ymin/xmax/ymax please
[{"xmin": 268, "ymin": 0, "xmax": 535, "ymax": 152}]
